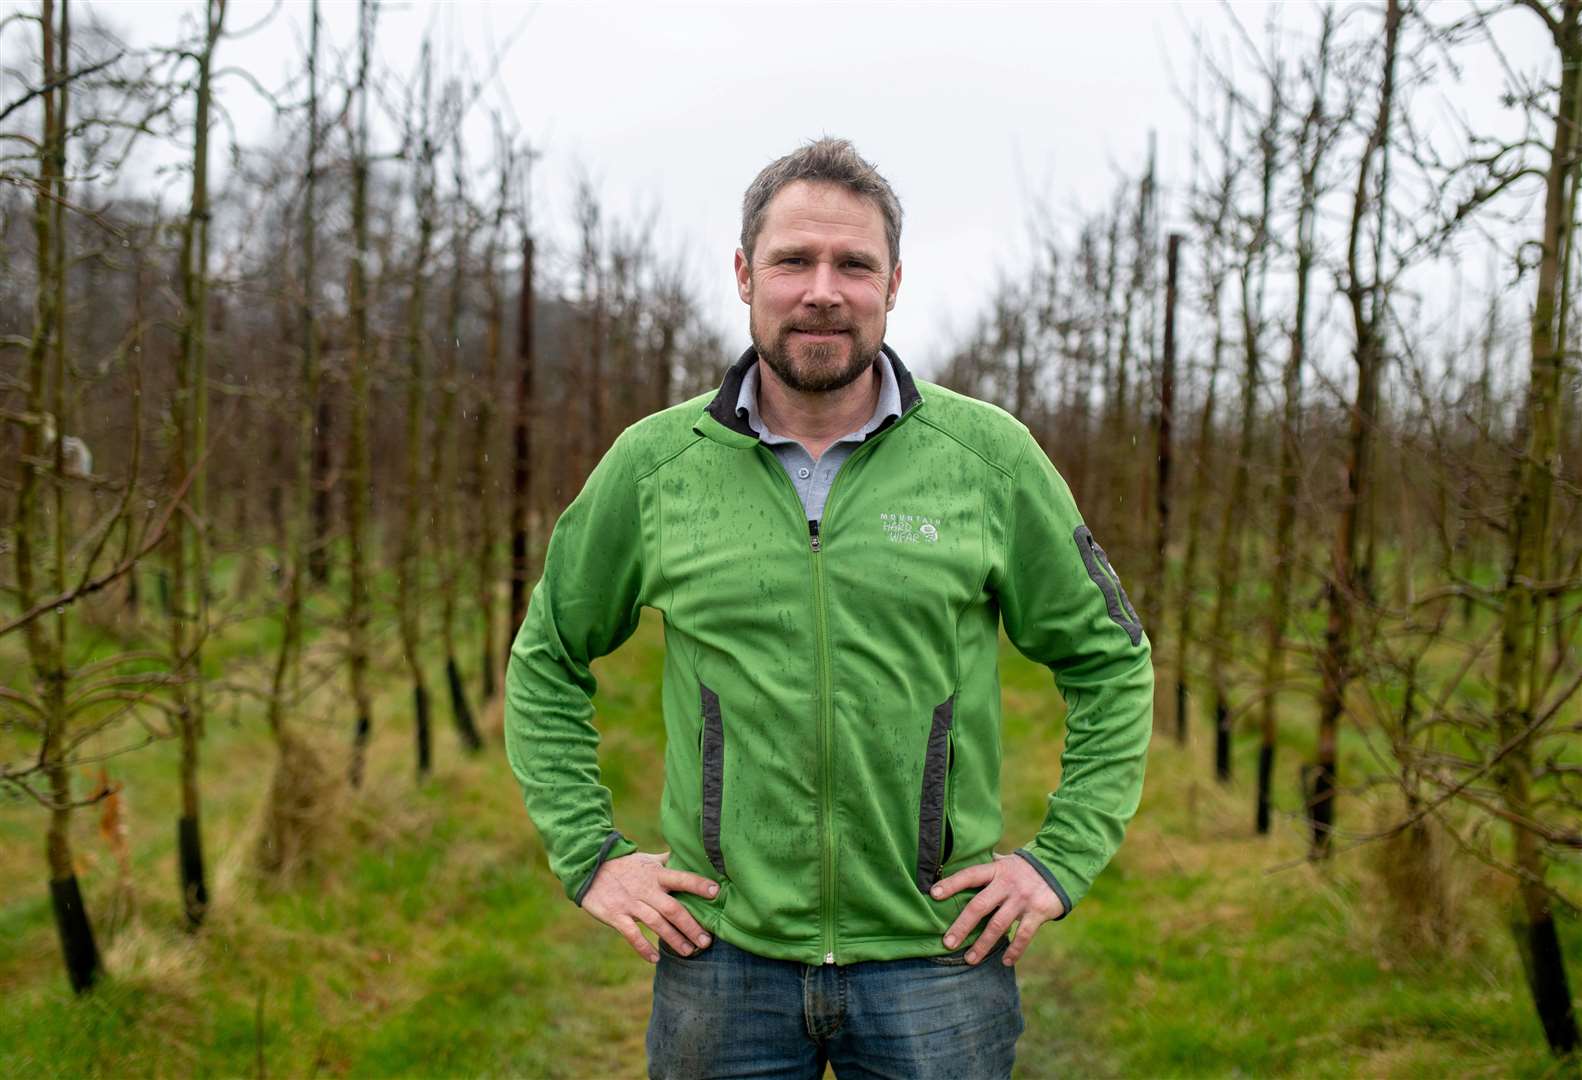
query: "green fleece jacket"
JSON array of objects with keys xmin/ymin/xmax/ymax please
[{"xmin": 505, "ymin": 346, "xmax": 1153, "ymax": 965}]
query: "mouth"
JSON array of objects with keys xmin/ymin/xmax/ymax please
[{"xmin": 789, "ymin": 328, "xmax": 849, "ymax": 339}]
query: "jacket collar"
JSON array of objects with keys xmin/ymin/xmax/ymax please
[{"xmin": 694, "ymin": 342, "xmax": 923, "ymax": 447}]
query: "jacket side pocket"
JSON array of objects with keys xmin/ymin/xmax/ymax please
[
  {"xmin": 915, "ymin": 695, "xmax": 955, "ymax": 894},
  {"xmin": 700, "ymin": 683, "xmax": 728, "ymax": 879}
]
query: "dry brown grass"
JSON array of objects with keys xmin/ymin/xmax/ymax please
[
  {"xmin": 100, "ymin": 915, "xmax": 205, "ymax": 995},
  {"xmin": 253, "ymin": 731, "xmax": 341, "ymax": 880},
  {"xmin": 1365, "ymin": 799, "xmax": 1458, "ymax": 959}
]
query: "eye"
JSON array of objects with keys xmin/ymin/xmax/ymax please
[{"xmin": 780, "ymin": 256, "xmax": 805, "ymax": 266}]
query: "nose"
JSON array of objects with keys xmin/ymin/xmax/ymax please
[{"xmin": 803, "ymin": 260, "xmax": 843, "ymax": 309}]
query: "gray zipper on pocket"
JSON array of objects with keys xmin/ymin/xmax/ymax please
[
  {"xmin": 1075, "ymin": 525, "xmax": 1144, "ymax": 646},
  {"xmin": 700, "ymin": 683, "xmax": 728, "ymax": 879},
  {"xmin": 915, "ymin": 695, "xmax": 956, "ymax": 894}
]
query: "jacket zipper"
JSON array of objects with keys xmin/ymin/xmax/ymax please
[
  {"xmin": 806, "ymin": 433, "xmax": 896, "ymax": 965},
  {"xmin": 808, "ymin": 517, "xmax": 835, "ymax": 964},
  {"xmin": 754, "ymin": 455, "xmax": 837, "ymax": 964},
  {"xmin": 759, "ymin": 401, "xmax": 921, "ymax": 967}
]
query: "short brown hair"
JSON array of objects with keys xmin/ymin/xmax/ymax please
[{"xmin": 740, "ymin": 138, "xmax": 903, "ymax": 269}]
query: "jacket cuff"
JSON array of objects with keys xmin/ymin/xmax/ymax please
[
  {"xmin": 1013, "ymin": 849, "xmax": 1073, "ymax": 921},
  {"xmin": 572, "ymin": 830, "xmax": 637, "ymax": 906}
]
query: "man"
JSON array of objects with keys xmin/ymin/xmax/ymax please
[{"xmin": 505, "ymin": 138, "xmax": 1152, "ymax": 1078}]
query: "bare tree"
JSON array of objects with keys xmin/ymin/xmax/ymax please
[
  {"xmin": 1150, "ymin": 233, "xmax": 1182, "ymax": 674},
  {"xmin": 1490, "ymin": 0, "xmax": 1581, "ymax": 1054},
  {"xmin": 1258, "ymin": 12, "xmax": 1337, "ymax": 834},
  {"xmin": 507, "ymin": 156, "xmax": 537, "ymax": 660},
  {"xmin": 258, "ymin": 0, "xmax": 329, "ymax": 877},
  {"xmin": 170, "ymin": 0, "xmax": 225, "ymax": 928},
  {"xmin": 436, "ymin": 117, "xmax": 482, "ymax": 754},
  {"xmin": 471, "ymin": 121, "xmax": 514, "ymax": 706},
  {"xmin": 1206, "ymin": 68, "xmax": 1277, "ymax": 786},
  {"xmin": 1174, "ymin": 88, "xmax": 1239, "ymax": 746},
  {"xmin": 2, "ymin": 0, "xmax": 177, "ymax": 992},
  {"xmin": 575, "ymin": 176, "xmax": 607, "ymax": 486},
  {"xmin": 19, "ymin": 0, "xmax": 103, "ymax": 993},
  {"xmin": 344, "ymin": 0, "xmax": 376, "ymax": 789},
  {"xmin": 395, "ymin": 38, "xmax": 438, "ymax": 782},
  {"xmin": 1309, "ymin": 0, "xmax": 1401, "ymax": 858}
]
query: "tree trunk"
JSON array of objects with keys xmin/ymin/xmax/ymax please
[
  {"xmin": 1134, "ymin": 140, "xmax": 1158, "ymax": 583},
  {"xmin": 122, "ymin": 247, "xmax": 148, "ymax": 617},
  {"xmin": 1153, "ymin": 233, "xmax": 1180, "ymax": 714},
  {"xmin": 1174, "ymin": 93, "xmax": 1236, "ymax": 748},
  {"xmin": 507, "ymin": 223, "xmax": 537, "ymax": 657},
  {"xmin": 1110, "ymin": 176, "xmax": 1148, "ymax": 550},
  {"xmin": 260, "ymin": 0, "xmax": 327, "ymax": 873},
  {"xmin": 437, "ymin": 130, "xmax": 481, "ymax": 753},
  {"xmin": 1099, "ymin": 207, "xmax": 1121, "ymax": 535},
  {"xmin": 309, "ymin": 395, "xmax": 333, "ymax": 585},
  {"xmin": 1207, "ymin": 85, "xmax": 1276, "ymax": 786},
  {"xmin": 1259, "ymin": 24, "xmax": 1332, "ymax": 835},
  {"xmin": 397, "ymin": 44, "xmax": 437, "ymax": 783},
  {"xmin": 1495, "ymin": 0, "xmax": 1581, "ymax": 1055},
  {"xmin": 24, "ymin": 0, "xmax": 102, "ymax": 994},
  {"xmin": 580, "ymin": 187, "xmax": 606, "ymax": 487},
  {"xmin": 1175, "ymin": 289, "xmax": 1225, "ymax": 747},
  {"xmin": 345, "ymin": 0, "xmax": 375, "ymax": 789},
  {"xmin": 473, "ymin": 147, "xmax": 510, "ymax": 705},
  {"xmin": 1311, "ymin": 0, "xmax": 1399, "ymax": 859},
  {"xmin": 654, "ymin": 289, "xmax": 677, "ymax": 414},
  {"xmin": 170, "ymin": 0, "xmax": 223, "ymax": 930}
]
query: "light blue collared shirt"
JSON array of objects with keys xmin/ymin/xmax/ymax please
[{"xmin": 735, "ymin": 352, "xmax": 902, "ymax": 522}]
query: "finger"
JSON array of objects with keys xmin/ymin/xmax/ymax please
[
  {"xmin": 613, "ymin": 914, "xmax": 659, "ymax": 964},
  {"xmin": 652, "ymin": 893, "xmax": 712, "ymax": 948},
  {"xmin": 632, "ymin": 900, "xmax": 697, "ymax": 958},
  {"xmin": 1001, "ymin": 914, "xmax": 1046, "ymax": 966},
  {"xmin": 930, "ymin": 861, "xmax": 997, "ymax": 901},
  {"xmin": 942, "ymin": 882, "xmax": 1006, "ymax": 948},
  {"xmin": 966, "ymin": 907, "xmax": 1021, "ymax": 965},
  {"xmin": 657, "ymin": 868, "xmax": 722, "ymax": 900}
]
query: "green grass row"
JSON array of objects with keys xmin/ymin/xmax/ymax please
[{"xmin": 2, "ymin": 578, "xmax": 1579, "ymax": 1075}]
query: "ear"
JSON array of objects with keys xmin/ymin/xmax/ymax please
[
  {"xmin": 885, "ymin": 259, "xmax": 902, "ymax": 312},
  {"xmin": 734, "ymin": 249, "xmax": 752, "ymax": 304}
]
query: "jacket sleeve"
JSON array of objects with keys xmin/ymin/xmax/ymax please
[
  {"xmin": 504, "ymin": 432, "xmax": 645, "ymax": 905},
  {"xmin": 993, "ymin": 431, "xmax": 1153, "ymax": 918}
]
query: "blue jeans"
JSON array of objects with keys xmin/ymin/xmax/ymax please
[{"xmin": 646, "ymin": 936, "xmax": 1023, "ymax": 1079}]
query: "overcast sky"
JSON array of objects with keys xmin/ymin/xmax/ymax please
[{"xmin": 27, "ymin": 1, "xmax": 1554, "ymax": 377}]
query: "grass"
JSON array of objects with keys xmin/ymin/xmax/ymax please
[{"xmin": 2, "ymin": 587, "xmax": 1580, "ymax": 1077}]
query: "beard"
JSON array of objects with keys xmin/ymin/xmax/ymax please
[{"xmin": 750, "ymin": 307, "xmax": 883, "ymax": 394}]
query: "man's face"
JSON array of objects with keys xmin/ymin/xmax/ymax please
[{"xmin": 735, "ymin": 180, "xmax": 902, "ymax": 393}]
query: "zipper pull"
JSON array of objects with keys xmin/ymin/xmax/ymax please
[
  {"xmin": 808, "ymin": 519, "xmax": 821, "ymax": 553},
  {"xmin": 824, "ymin": 951, "xmax": 835, "ymax": 965}
]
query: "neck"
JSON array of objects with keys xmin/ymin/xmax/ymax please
[{"xmin": 757, "ymin": 356, "xmax": 880, "ymax": 460}]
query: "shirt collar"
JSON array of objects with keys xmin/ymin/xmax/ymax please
[{"xmin": 735, "ymin": 351, "xmax": 903, "ymax": 447}]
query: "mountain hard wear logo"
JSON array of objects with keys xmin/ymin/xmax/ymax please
[{"xmin": 880, "ymin": 513, "xmax": 940, "ymax": 544}]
